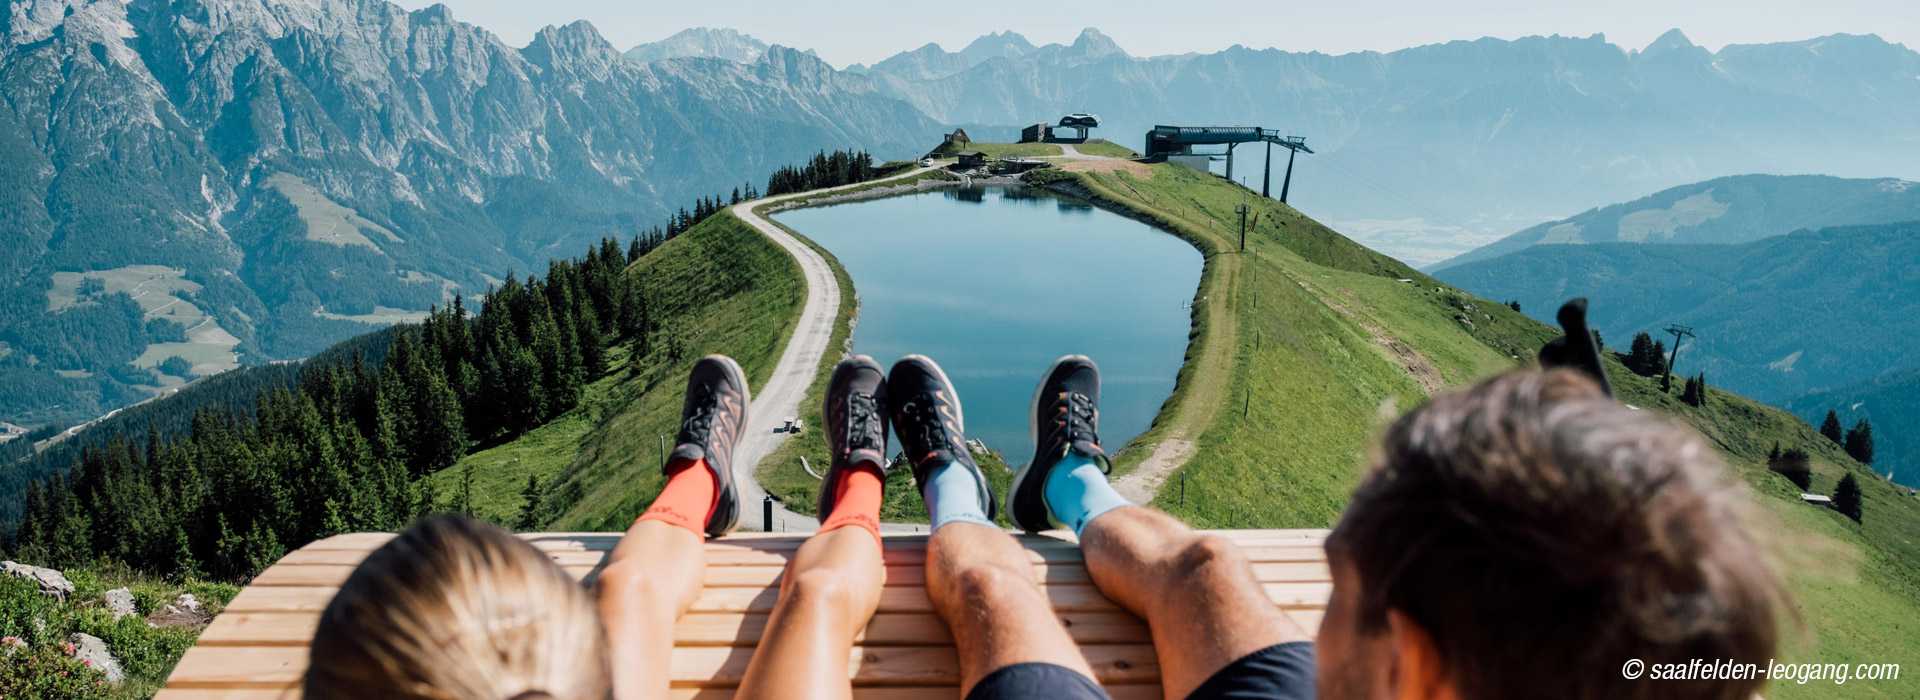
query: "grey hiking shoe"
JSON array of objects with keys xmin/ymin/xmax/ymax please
[
  {"xmin": 1010, "ymin": 355, "xmax": 1109, "ymax": 533},
  {"xmin": 818, "ymin": 355, "xmax": 889, "ymax": 521},
  {"xmin": 886, "ymin": 355, "xmax": 997, "ymax": 521},
  {"xmin": 667, "ymin": 354, "xmax": 750, "ymax": 537}
]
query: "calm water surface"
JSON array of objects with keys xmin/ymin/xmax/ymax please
[{"xmin": 774, "ymin": 186, "xmax": 1202, "ymax": 464}]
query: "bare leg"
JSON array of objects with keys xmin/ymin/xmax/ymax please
[
  {"xmin": 1080, "ymin": 506, "xmax": 1309, "ymax": 699},
  {"xmin": 597, "ymin": 519, "xmax": 706, "ymax": 700},
  {"xmin": 926, "ymin": 523, "xmax": 1097, "ymax": 695},
  {"xmin": 737, "ymin": 528, "xmax": 886, "ymax": 700}
]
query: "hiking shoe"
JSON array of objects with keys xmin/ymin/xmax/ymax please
[
  {"xmin": 668, "ymin": 354, "xmax": 750, "ymax": 537},
  {"xmin": 1010, "ymin": 355, "xmax": 1109, "ymax": 532},
  {"xmin": 818, "ymin": 355, "xmax": 889, "ymax": 520},
  {"xmin": 887, "ymin": 355, "xmax": 997, "ymax": 520}
]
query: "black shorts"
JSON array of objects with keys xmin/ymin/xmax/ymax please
[
  {"xmin": 1188, "ymin": 642, "xmax": 1316, "ymax": 700},
  {"xmin": 964, "ymin": 662, "xmax": 1111, "ymax": 700},
  {"xmin": 962, "ymin": 642, "xmax": 1315, "ymax": 700}
]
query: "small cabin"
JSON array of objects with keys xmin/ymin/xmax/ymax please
[
  {"xmin": 956, "ymin": 151, "xmax": 990, "ymax": 168},
  {"xmin": 943, "ymin": 128, "xmax": 972, "ymax": 148}
]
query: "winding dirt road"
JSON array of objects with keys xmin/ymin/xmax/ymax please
[{"xmin": 728, "ymin": 167, "xmax": 938, "ymax": 533}]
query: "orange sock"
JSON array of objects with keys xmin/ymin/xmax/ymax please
[
  {"xmin": 639, "ymin": 458, "xmax": 717, "ymax": 535},
  {"xmin": 818, "ymin": 465, "xmax": 884, "ymax": 541}
]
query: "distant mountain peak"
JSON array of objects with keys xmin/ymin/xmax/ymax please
[
  {"xmin": 1070, "ymin": 27, "xmax": 1125, "ymax": 57},
  {"xmin": 625, "ymin": 26, "xmax": 778, "ymax": 64},
  {"xmin": 959, "ymin": 30, "xmax": 1035, "ymax": 60},
  {"xmin": 1642, "ymin": 28, "xmax": 1697, "ymax": 55}
]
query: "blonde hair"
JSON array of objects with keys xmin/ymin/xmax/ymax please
[{"xmin": 305, "ymin": 516, "xmax": 610, "ymax": 700}]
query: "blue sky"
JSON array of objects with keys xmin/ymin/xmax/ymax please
[{"xmin": 398, "ymin": 0, "xmax": 1918, "ymax": 67}]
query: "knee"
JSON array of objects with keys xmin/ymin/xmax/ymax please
[
  {"xmin": 1170, "ymin": 534, "xmax": 1249, "ymax": 582},
  {"xmin": 945, "ymin": 560, "xmax": 1034, "ymax": 607},
  {"xmin": 782, "ymin": 566, "xmax": 864, "ymax": 612}
]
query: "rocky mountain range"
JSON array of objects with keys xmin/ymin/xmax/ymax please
[
  {"xmin": 1431, "ymin": 175, "xmax": 1920, "ymax": 270},
  {"xmin": 0, "ymin": 0, "xmax": 940, "ymax": 426},
  {"xmin": 850, "ymin": 28, "xmax": 1920, "ymax": 266}
]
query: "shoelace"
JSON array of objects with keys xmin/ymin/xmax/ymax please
[
  {"xmin": 1053, "ymin": 392, "xmax": 1108, "ymax": 472},
  {"xmin": 845, "ymin": 393, "xmax": 883, "ymax": 453},
  {"xmin": 679, "ymin": 389, "xmax": 721, "ymax": 446},
  {"xmin": 900, "ymin": 397, "xmax": 957, "ymax": 459}
]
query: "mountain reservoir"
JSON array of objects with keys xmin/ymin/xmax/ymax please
[{"xmin": 774, "ymin": 186, "xmax": 1203, "ymax": 462}]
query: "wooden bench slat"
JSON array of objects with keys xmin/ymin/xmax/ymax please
[
  {"xmin": 226, "ymin": 580, "xmax": 1330, "ymax": 615},
  {"xmin": 167, "ymin": 643, "xmax": 1163, "ymax": 688},
  {"xmin": 156, "ymin": 684, "xmax": 1168, "ymax": 700},
  {"xmin": 198, "ymin": 608, "xmax": 1324, "ymax": 650},
  {"xmin": 249, "ymin": 559, "xmax": 1331, "ymax": 589},
  {"xmin": 298, "ymin": 530, "xmax": 1329, "ymax": 553}
]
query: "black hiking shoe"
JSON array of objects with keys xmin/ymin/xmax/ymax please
[
  {"xmin": 667, "ymin": 354, "xmax": 750, "ymax": 537},
  {"xmin": 886, "ymin": 355, "xmax": 997, "ymax": 521},
  {"xmin": 818, "ymin": 355, "xmax": 889, "ymax": 521},
  {"xmin": 1010, "ymin": 355, "xmax": 1110, "ymax": 533}
]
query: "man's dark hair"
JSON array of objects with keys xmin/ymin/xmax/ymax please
[{"xmin": 1328, "ymin": 369, "xmax": 1784, "ymax": 700}]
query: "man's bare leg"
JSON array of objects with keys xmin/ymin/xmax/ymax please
[
  {"xmin": 1081, "ymin": 506, "xmax": 1309, "ymax": 698},
  {"xmin": 1008, "ymin": 356, "xmax": 1309, "ymax": 699},
  {"xmin": 887, "ymin": 355, "xmax": 1104, "ymax": 697},
  {"xmin": 926, "ymin": 522, "xmax": 1096, "ymax": 694},
  {"xmin": 737, "ymin": 527, "xmax": 885, "ymax": 700}
]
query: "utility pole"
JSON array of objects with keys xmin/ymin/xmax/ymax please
[
  {"xmin": 1262, "ymin": 141, "xmax": 1273, "ymax": 198},
  {"xmin": 1662, "ymin": 324, "xmax": 1695, "ymax": 392},
  {"xmin": 1235, "ymin": 193, "xmax": 1262, "ymax": 253}
]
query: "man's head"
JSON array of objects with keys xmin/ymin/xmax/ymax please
[{"xmin": 1320, "ymin": 369, "xmax": 1784, "ymax": 700}]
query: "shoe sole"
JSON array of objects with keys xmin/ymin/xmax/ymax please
[
  {"xmin": 1011, "ymin": 354, "xmax": 1095, "ymax": 532},
  {"xmin": 704, "ymin": 354, "xmax": 751, "ymax": 537},
  {"xmin": 818, "ymin": 355, "xmax": 885, "ymax": 521}
]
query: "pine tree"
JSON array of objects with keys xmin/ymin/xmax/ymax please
[
  {"xmin": 1821, "ymin": 410, "xmax": 1845, "ymax": 445},
  {"xmin": 457, "ymin": 462, "xmax": 476, "ymax": 516},
  {"xmin": 1844, "ymin": 419, "xmax": 1875, "ymax": 465},
  {"xmin": 1772, "ymin": 448, "xmax": 1813, "ymax": 491},
  {"xmin": 515, "ymin": 475, "xmax": 544, "ymax": 531},
  {"xmin": 1833, "ymin": 472, "xmax": 1863, "ymax": 523}
]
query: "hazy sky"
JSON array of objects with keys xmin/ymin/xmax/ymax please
[{"xmin": 395, "ymin": 0, "xmax": 1917, "ymax": 67}]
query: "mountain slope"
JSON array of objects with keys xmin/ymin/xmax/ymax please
[
  {"xmin": 0, "ymin": 0, "xmax": 941, "ymax": 428},
  {"xmin": 1788, "ymin": 369, "xmax": 1920, "ymax": 488},
  {"xmin": 857, "ymin": 29, "xmax": 1920, "ymax": 266},
  {"xmin": 1433, "ymin": 174, "xmax": 1920, "ymax": 270},
  {"xmin": 1434, "ymin": 221, "xmax": 1920, "ymax": 403}
]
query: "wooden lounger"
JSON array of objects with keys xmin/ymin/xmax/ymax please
[{"xmin": 159, "ymin": 529, "xmax": 1332, "ymax": 698}]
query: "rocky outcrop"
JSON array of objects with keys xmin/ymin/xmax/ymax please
[
  {"xmin": 67, "ymin": 633, "xmax": 125, "ymax": 684},
  {"xmin": 2, "ymin": 561, "xmax": 74, "ymax": 600},
  {"xmin": 103, "ymin": 587, "xmax": 137, "ymax": 619}
]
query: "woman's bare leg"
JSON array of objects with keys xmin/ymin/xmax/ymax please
[
  {"xmin": 736, "ymin": 527, "xmax": 886, "ymax": 700},
  {"xmin": 597, "ymin": 519, "xmax": 705, "ymax": 700}
]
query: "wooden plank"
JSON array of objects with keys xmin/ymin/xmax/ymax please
[
  {"xmin": 157, "ymin": 680, "xmax": 1171, "ymax": 697},
  {"xmin": 297, "ymin": 530, "xmax": 1328, "ymax": 553},
  {"xmin": 198, "ymin": 610, "xmax": 1161, "ymax": 648},
  {"xmin": 167, "ymin": 643, "xmax": 1162, "ymax": 689},
  {"xmin": 248, "ymin": 559, "xmax": 1331, "ymax": 589}
]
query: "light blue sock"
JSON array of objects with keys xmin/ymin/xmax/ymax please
[
  {"xmin": 924, "ymin": 461, "xmax": 995, "ymax": 531},
  {"xmin": 1044, "ymin": 453, "xmax": 1132, "ymax": 536}
]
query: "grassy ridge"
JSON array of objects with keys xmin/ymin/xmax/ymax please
[
  {"xmin": 1045, "ymin": 164, "xmax": 1920, "ymax": 698},
  {"xmin": 426, "ymin": 211, "xmax": 807, "ymax": 530}
]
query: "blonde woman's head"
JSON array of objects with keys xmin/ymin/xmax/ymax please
[{"xmin": 305, "ymin": 516, "xmax": 609, "ymax": 700}]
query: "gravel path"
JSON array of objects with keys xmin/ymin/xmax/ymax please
[{"xmin": 727, "ymin": 167, "xmax": 940, "ymax": 533}]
